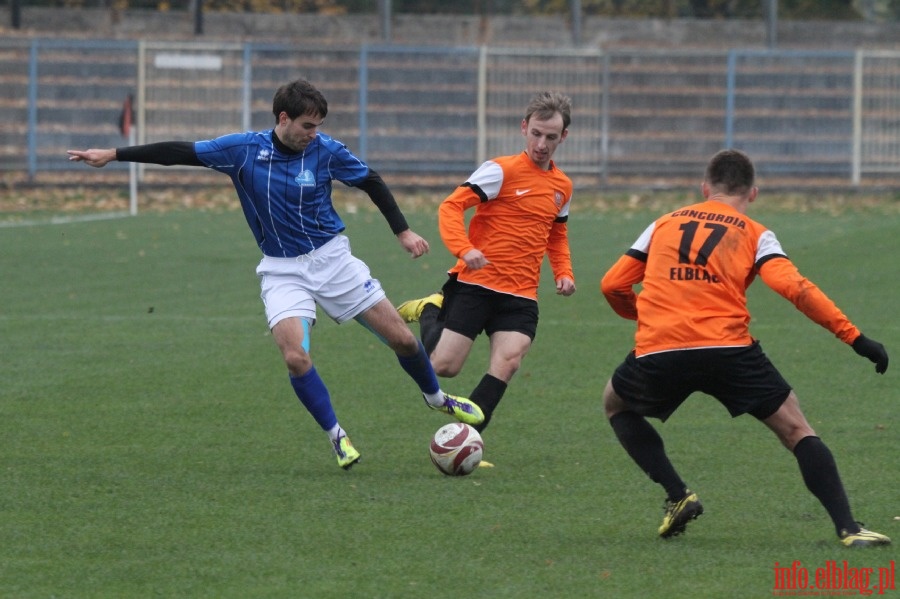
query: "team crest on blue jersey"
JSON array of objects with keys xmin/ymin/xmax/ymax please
[
  {"xmin": 295, "ymin": 170, "xmax": 315, "ymax": 187},
  {"xmin": 256, "ymin": 149, "xmax": 271, "ymax": 162}
]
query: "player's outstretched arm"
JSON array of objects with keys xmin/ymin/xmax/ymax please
[
  {"xmin": 852, "ymin": 334, "xmax": 889, "ymax": 374},
  {"xmin": 67, "ymin": 148, "xmax": 116, "ymax": 168},
  {"xmin": 71, "ymin": 142, "xmax": 201, "ymax": 168}
]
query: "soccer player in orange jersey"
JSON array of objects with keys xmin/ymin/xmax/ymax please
[
  {"xmin": 600, "ymin": 149, "xmax": 890, "ymax": 547},
  {"xmin": 398, "ymin": 91, "xmax": 576, "ymax": 434}
]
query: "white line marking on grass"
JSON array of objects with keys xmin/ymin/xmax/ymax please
[
  {"xmin": 0, "ymin": 211, "xmax": 133, "ymax": 228},
  {"xmin": 0, "ymin": 314, "xmax": 261, "ymax": 323}
]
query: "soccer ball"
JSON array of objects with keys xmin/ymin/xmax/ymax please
[{"xmin": 429, "ymin": 422, "xmax": 484, "ymax": 476}]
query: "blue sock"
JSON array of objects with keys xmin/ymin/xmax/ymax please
[
  {"xmin": 396, "ymin": 340, "xmax": 440, "ymax": 395},
  {"xmin": 289, "ymin": 367, "xmax": 338, "ymax": 432}
]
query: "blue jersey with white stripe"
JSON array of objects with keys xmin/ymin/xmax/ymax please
[{"xmin": 194, "ymin": 130, "xmax": 369, "ymax": 257}]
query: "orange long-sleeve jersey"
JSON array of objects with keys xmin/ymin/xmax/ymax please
[
  {"xmin": 601, "ymin": 199, "xmax": 861, "ymax": 357},
  {"xmin": 439, "ymin": 152, "xmax": 574, "ymax": 300}
]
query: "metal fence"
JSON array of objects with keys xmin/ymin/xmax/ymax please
[{"xmin": 1, "ymin": 38, "xmax": 899, "ymax": 189}]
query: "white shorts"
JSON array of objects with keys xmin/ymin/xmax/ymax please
[{"xmin": 256, "ymin": 235, "xmax": 386, "ymax": 328}]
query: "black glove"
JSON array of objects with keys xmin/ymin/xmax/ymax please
[{"xmin": 852, "ymin": 334, "xmax": 888, "ymax": 374}]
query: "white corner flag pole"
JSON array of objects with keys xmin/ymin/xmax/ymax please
[
  {"xmin": 128, "ymin": 126, "xmax": 138, "ymax": 216},
  {"xmin": 121, "ymin": 92, "xmax": 138, "ymax": 216}
]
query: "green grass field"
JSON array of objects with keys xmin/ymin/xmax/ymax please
[{"xmin": 1, "ymin": 195, "xmax": 897, "ymax": 598}]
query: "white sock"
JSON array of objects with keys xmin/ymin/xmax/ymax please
[
  {"xmin": 328, "ymin": 424, "xmax": 345, "ymax": 442},
  {"xmin": 423, "ymin": 391, "xmax": 446, "ymax": 408}
]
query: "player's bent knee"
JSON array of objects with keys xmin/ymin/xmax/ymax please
[
  {"xmin": 763, "ymin": 404, "xmax": 817, "ymax": 451},
  {"xmin": 432, "ymin": 357, "xmax": 463, "ymax": 378},
  {"xmin": 602, "ymin": 381, "xmax": 626, "ymax": 419},
  {"xmin": 282, "ymin": 347, "xmax": 312, "ymax": 375},
  {"xmin": 433, "ymin": 364, "xmax": 462, "ymax": 378},
  {"xmin": 392, "ymin": 329, "xmax": 421, "ymax": 355},
  {"xmin": 492, "ymin": 362, "xmax": 520, "ymax": 382}
]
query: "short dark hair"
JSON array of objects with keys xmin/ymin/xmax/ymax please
[
  {"xmin": 524, "ymin": 91, "xmax": 572, "ymax": 131},
  {"xmin": 272, "ymin": 79, "xmax": 328, "ymax": 122},
  {"xmin": 705, "ymin": 149, "xmax": 755, "ymax": 195}
]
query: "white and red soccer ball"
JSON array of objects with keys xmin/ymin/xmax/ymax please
[{"xmin": 429, "ymin": 422, "xmax": 484, "ymax": 476}]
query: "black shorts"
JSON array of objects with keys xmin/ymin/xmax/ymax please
[
  {"xmin": 610, "ymin": 341, "xmax": 791, "ymax": 422},
  {"xmin": 438, "ymin": 275, "xmax": 539, "ymax": 340}
]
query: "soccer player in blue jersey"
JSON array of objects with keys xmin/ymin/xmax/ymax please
[{"xmin": 68, "ymin": 78, "xmax": 483, "ymax": 470}]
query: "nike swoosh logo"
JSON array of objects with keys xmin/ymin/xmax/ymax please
[{"xmin": 515, "ymin": 189, "xmax": 531, "ymax": 196}]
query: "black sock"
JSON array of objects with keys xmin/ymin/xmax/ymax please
[
  {"xmin": 793, "ymin": 436, "xmax": 856, "ymax": 535},
  {"xmin": 420, "ymin": 304, "xmax": 442, "ymax": 355},
  {"xmin": 609, "ymin": 411, "xmax": 687, "ymax": 501},
  {"xmin": 470, "ymin": 374, "xmax": 507, "ymax": 433}
]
